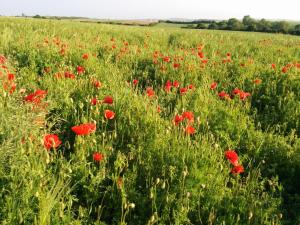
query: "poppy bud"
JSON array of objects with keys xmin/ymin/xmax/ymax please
[{"xmin": 129, "ymin": 203, "xmax": 135, "ymax": 209}]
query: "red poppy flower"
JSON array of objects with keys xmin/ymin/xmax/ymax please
[
  {"xmin": 164, "ymin": 80, "xmax": 172, "ymax": 92},
  {"xmin": 222, "ymin": 58, "xmax": 231, "ymax": 63},
  {"xmin": 173, "ymin": 80, "xmax": 180, "ymax": 88},
  {"xmin": 35, "ymin": 89, "xmax": 47, "ymax": 97},
  {"xmin": 103, "ymin": 96, "xmax": 113, "ymax": 104},
  {"xmin": 91, "ymin": 97, "xmax": 97, "ymax": 105},
  {"xmin": 7, "ymin": 73, "xmax": 15, "ymax": 81},
  {"xmin": 271, "ymin": 63, "xmax": 276, "ymax": 69},
  {"xmin": 198, "ymin": 51, "xmax": 204, "ymax": 58},
  {"xmin": 180, "ymin": 87, "xmax": 188, "ymax": 95},
  {"xmin": 0, "ymin": 55, "xmax": 6, "ymax": 64},
  {"xmin": 173, "ymin": 63, "xmax": 180, "ymax": 69},
  {"xmin": 146, "ymin": 87, "xmax": 155, "ymax": 98},
  {"xmin": 225, "ymin": 150, "xmax": 239, "ymax": 166},
  {"xmin": 82, "ymin": 53, "xmax": 89, "ymax": 60},
  {"xmin": 239, "ymin": 91, "xmax": 251, "ymax": 100},
  {"xmin": 9, "ymin": 82, "xmax": 17, "ymax": 94},
  {"xmin": 188, "ymin": 84, "xmax": 194, "ymax": 89},
  {"xmin": 231, "ymin": 165, "xmax": 244, "ymax": 174},
  {"xmin": 218, "ymin": 91, "xmax": 230, "ymax": 99},
  {"xmin": 64, "ymin": 72, "xmax": 75, "ymax": 79},
  {"xmin": 174, "ymin": 114, "xmax": 184, "ymax": 126},
  {"xmin": 3, "ymin": 80, "xmax": 16, "ymax": 94},
  {"xmin": 60, "ymin": 48, "xmax": 66, "ymax": 56},
  {"xmin": 201, "ymin": 59, "xmax": 208, "ymax": 64},
  {"xmin": 185, "ymin": 125, "xmax": 196, "ymax": 135},
  {"xmin": 282, "ymin": 67, "xmax": 288, "ymax": 73},
  {"xmin": 254, "ymin": 79, "xmax": 262, "ymax": 84},
  {"xmin": 132, "ymin": 79, "xmax": 138, "ymax": 85},
  {"xmin": 71, "ymin": 123, "xmax": 96, "ymax": 135},
  {"xmin": 93, "ymin": 80, "xmax": 102, "ymax": 88},
  {"xmin": 24, "ymin": 89, "xmax": 47, "ymax": 103},
  {"xmin": 210, "ymin": 82, "xmax": 217, "ymax": 90},
  {"xmin": 43, "ymin": 134, "xmax": 62, "ymax": 150},
  {"xmin": 286, "ymin": 63, "xmax": 293, "ymax": 68},
  {"xmin": 163, "ymin": 56, "xmax": 171, "ymax": 62},
  {"xmin": 104, "ymin": 110, "xmax": 115, "ymax": 120},
  {"xmin": 182, "ymin": 111, "xmax": 194, "ymax": 123},
  {"xmin": 77, "ymin": 66, "xmax": 85, "ymax": 74},
  {"xmin": 93, "ymin": 152, "xmax": 104, "ymax": 162},
  {"xmin": 232, "ymin": 88, "xmax": 241, "ymax": 95},
  {"xmin": 157, "ymin": 106, "xmax": 161, "ymax": 113}
]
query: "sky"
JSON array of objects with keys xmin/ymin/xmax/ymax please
[{"xmin": 0, "ymin": 0, "xmax": 300, "ymax": 21}]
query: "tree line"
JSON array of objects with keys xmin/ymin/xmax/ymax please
[{"xmin": 195, "ymin": 15, "xmax": 300, "ymax": 35}]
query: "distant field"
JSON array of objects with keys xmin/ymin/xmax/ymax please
[{"xmin": 0, "ymin": 17, "xmax": 300, "ymax": 225}]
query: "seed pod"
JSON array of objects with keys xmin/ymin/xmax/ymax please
[
  {"xmin": 248, "ymin": 211, "xmax": 253, "ymax": 220},
  {"xmin": 161, "ymin": 181, "xmax": 166, "ymax": 189},
  {"xmin": 183, "ymin": 171, "xmax": 188, "ymax": 177},
  {"xmin": 150, "ymin": 191, "xmax": 154, "ymax": 199},
  {"xmin": 150, "ymin": 215, "xmax": 155, "ymax": 223},
  {"xmin": 156, "ymin": 178, "xmax": 160, "ymax": 185}
]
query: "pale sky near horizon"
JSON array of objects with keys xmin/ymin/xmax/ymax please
[{"xmin": 0, "ymin": 0, "xmax": 300, "ymax": 21}]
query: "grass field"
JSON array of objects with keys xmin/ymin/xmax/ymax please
[{"xmin": 0, "ymin": 17, "xmax": 300, "ymax": 225}]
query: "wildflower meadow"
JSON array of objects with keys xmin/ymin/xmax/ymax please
[{"xmin": 0, "ymin": 17, "xmax": 300, "ymax": 224}]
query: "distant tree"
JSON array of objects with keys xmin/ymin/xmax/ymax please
[
  {"xmin": 293, "ymin": 24, "xmax": 300, "ymax": 35},
  {"xmin": 196, "ymin": 23, "xmax": 208, "ymax": 29},
  {"xmin": 217, "ymin": 21, "xmax": 228, "ymax": 30},
  {"xmin": 272, "ymin": 21, "xmax": 289, "ymax": 33},
  {"xmin": 227, "ymin": 18, "xmax": 244, "ymax": 30},
  {"xmin": 246, "ymin": 22, "xmax": 258, "ymax": 31},
  {"xmin": 257, "ymin": 19, "xmax": 272, "ymax": 32},
  {"xmin": 242, "ymin": 15, "xmax": 257, "ymax": 31},
  {"xmin": 33, "ymin": 14, "xmax": 46, "ymax": 19},
  {"xmin": 208, "ymin": 22, "xmax": 219, "ymax": 30}
]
